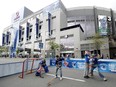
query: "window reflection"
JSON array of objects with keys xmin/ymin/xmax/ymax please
[{"xmin": 60, "ymin": 35, "xmax": 74, "ymax": 51}]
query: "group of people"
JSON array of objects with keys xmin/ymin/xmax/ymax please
[
  {"xmin": 35, "ymin": 52, "xmax": 107, "ymax": 81},
  {"xmin": 35, "ymin": 55, "xmax": 66, "ymax": 80},
  {"xmin": 84, "ymin": 51, "xmax": 107, "ymax": 81}
]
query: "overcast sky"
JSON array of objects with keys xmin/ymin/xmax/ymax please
[{"xmin": 0, "ymin": 0, "xmax": 116, "ymax": 45}]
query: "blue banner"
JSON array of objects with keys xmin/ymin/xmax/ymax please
[
  {"xmin": 19, "ymin": 26, "xmax": 22, "ymax": 42},
  {"xmin": 13, "ymin": 30, "xmax": 18, "ymax": 51},
  {"xmin": 26, "ymin": 22, "xmax": 29, "ymax": 40},
  {"xmin": 2, "ymin": 33, "xmax": 5, "ymax": 46},
  {"xmin": 50, "ymin": 58, "xmax": 116, "ymax": 73},
  {"xmin": 36, "ymin": 18, "xmax": 39, "ymax": 37},
  {"xmin": 48, "ymin": 12, "xmax": 51, "ymax": 36},
  {"xmin": 6, "ymin": 32, "xmax": 10, "ymax": 45}
]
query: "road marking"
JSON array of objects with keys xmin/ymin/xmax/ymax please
[{"xmin": 46, "ymin": 73, "xmax": 86, "ymax": 82}]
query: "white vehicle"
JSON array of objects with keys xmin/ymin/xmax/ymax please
[{"xmin": 18, "ymin": 51, "xmax": 29, "ymax": 58}]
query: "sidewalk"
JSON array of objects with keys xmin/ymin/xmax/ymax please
[{"xmin": 0, "ymin": 67, "xmax": 116, "ymax": 87}]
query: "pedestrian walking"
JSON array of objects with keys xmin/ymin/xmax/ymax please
[{"xmin": 89, "ymin": 54, "xmax": 107, "ymax": 81}]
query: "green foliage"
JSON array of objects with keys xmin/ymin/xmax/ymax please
[
  {"xmin": 48, "ymin": 41, "xmax": 60, "ymax": 58},
  {"xmin": 16, "ymin": 49, "xmax": 20, "ymax": 55},
  {"xmin": 92, "ymin": 33, "xmax": 104, "ymax": 50},
  {"xmin": 0, "ymin": 46, "xmax": 9, "ymax": 56},
  {"xmin": 48, "ymin": 41, "xmax": 59, "ymax": 50},
  {"xmin": 0, "ymin": 46, "xmax": 8, "ymax": 52}
]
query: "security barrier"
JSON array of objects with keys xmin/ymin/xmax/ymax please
[
  {"xmin": 0, "ymin": 58, "xmax": 50, "ymax": 78},
  {"xmin": 50, "ymin": 58, "xmax": 116, "ymax": 73}
]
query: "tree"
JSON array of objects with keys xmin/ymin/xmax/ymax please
[
  {"xmin": 60, "ymin": 44, "xmax": 65, "ymax": 51},
  {"xmin": 92, "ymin": 33, "xmax": 104, "ymax": 54},
  {"xmin": 16, "ymin": 49, "xmax": 20, "ymax": 58},
  {"xmin": 0, "ymin": 46, "xmax": 8, "ymax": 57},
  {"xmin": 48, "ymin": 41, "xmax": 60, "ymax": 58}
]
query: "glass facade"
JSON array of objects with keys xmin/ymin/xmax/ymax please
[{"xmin": 60, "ymin": 35, "xmax": 74, "ymax": 51}]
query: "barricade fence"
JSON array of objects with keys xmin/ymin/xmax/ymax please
[
  {"xmin": 0, "ymin": 58, "xmax": 50, "ymax": 78},
  {"xmin": 0, "ymin": 58, "xmax": 116, "ymax": 78},
  {"xmin": 0, "ymin": 62, "xmax": 23, "ymax": 77},
  {"xmin": 50, "ymin": 58, "xmax": 116, "ymax": 73}
]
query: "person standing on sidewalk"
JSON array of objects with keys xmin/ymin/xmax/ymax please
[
  {"xmin": 84, "ymin": 50, "xmax": 90, "ymax": 78},
  {"xmin": 55, "ymin": 55, "xmax": 64, "ymax": 80}
]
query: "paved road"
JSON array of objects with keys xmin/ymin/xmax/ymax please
[{"xmin": 0, "ymin": 66, "xmax": 116, "ymax": 87}]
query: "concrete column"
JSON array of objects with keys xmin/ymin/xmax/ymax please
[{"xmin": 74, "ymin": 28, "xmax": 81, "ymax": 58}]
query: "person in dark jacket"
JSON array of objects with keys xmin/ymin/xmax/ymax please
[
  {"xmin": 89, "ymin": 54, "xmax": 107, "ymax": 81},
  {"xmin": 35, "ymin": 59, "xmax": 49, "ymax": 78},
  {"xmin": 55, "ymin": 55, "xmax": 64, "ymax": 80}
]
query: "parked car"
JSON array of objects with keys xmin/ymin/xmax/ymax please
[{"xmin": 18, "ymin": 51, "xmax": 29, "ymax": 58}]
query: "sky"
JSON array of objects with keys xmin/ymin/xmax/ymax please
[{"xmin": 0, "ymin": 0, "xmax": 116, "ymax": 45}]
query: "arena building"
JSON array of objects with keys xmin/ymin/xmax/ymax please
[{"xmin": 2, "ymin": 0, "xmax": 116, "ymax": 59}]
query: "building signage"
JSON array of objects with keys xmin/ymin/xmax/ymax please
[
  {"xmin": 39, "ymin": 42, "xmax": 43, "ymax": 49},
  {"xmin": 50, "ymin": 59, "xmax": 116, "ymax": 73},
  {"xmin": 11, "ymin": 7, "xmax": 24, "ymax": 23},
  {"xmin": 14, "ymin": 12, "xmax": 20, "ymax": 21},
  {"xmin": 98, "ymin": 15, "xmax": 108, "ymax": 35}
]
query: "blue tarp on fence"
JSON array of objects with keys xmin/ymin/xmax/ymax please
[{"xmin": 50, "ymin": 58, "xmax": 116, "ymax": 73}]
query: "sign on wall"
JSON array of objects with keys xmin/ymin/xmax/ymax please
[
  {"xmin": 98, "ymin": 15, "xmax": 108, "ymax": 35},
  {"xmin": 11, "ymin": 8, "xmax": 24, "ymax": 23},
  {"xmin": 39, "ymin": 42, "xmax": 43, "ymax": 49}
]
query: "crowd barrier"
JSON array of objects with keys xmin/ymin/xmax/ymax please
[
  {"xmin": 0, "ymin": 58, "xmax": 116, "ymax": 78},
  {"xmin": 0, "ymin": 58, "xmax": 50, "ymax": 77},
  {"xmin": 50, "ymin": 58, "xmax": 116, "ymax": 73}
]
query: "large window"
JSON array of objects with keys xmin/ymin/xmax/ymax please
[
  {"xmin": 67, "ymin": 20, "xmax": 75, "ymax": 27},
  {"xmin": 81, "ymin": 43, "xmax": 95, "ymax": 51},
  {"xmin": 60, "ymin": 35, "xmax": 74, "ymax": 51}
]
